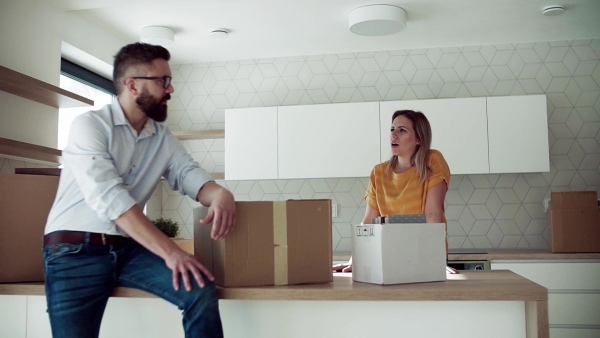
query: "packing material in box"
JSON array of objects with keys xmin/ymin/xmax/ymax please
[
  {"xmin": 0, "ymin": 173, "xmax": 59, "ymax": 282},
  {"xmin": 352, "ymin": 222, "xmax": 446, "ymax": 285},
  {"xmin": 548, "ymin": 191, "xmax": 600, "ymax": 253},
  {"xmin": 194, "ymin": 200, "xmax": 332, "ymax": 287}
]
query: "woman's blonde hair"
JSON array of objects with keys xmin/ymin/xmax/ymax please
[{"xmin": 385, "ymin": 110, "xmax": 432, "ymax": 184}]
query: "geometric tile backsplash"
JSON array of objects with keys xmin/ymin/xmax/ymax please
[
  {"xmin": 160, "ymin": 37, "xmax": 600, "ymax": 253},
  {"xmin": 3, "ymin": 38, "xmax": 599, "ymax": 253}
]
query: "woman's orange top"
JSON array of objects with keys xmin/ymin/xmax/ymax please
[{"xmin": 365, "ymin": 149, "xmax": 451, "ymax": 221}]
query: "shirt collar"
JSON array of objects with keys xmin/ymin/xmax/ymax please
[{"xmin": 112, "ymin": 100, "xmax": 158, "ymax": 138}]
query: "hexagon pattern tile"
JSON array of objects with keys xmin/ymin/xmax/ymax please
[
  {"xmin": 6, "ymin": 38, "xmax": 599, "ymax": 254},
  {"xmin": 134, "ymin": 38, "xmax": 600, "ymax": 252}
]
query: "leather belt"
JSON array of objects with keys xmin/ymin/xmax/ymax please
[{"xmin": 43, "ymin": 231, "xmax": 130, "ymax": 247}]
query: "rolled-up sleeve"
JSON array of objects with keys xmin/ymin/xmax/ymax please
[
  {"xmin": 62, "ymin": 114, "xmax": 136, "ymax": 221},
  {"xmin": 162, "ymin": 134, "xmax": 214, "ymax": 201},
  {"xmin": 427, "ymin": 150, "xmax": 450, "ymax": 190}
]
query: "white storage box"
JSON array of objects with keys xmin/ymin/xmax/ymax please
[{"xmin": 352, "ymin": 222, "xmax": 447, "ymax": 285}]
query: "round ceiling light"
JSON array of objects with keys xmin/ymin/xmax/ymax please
[
  {"xmin": 542, "ymin": 5, "xmax": 565, "ymax": 16},
  {"xmin": 349, "ymin": 4, "xmax": 407, "ymax": 36},
  {"xmin": 140, "ymin": 26, "xmax": 175, "ymax": 47}
]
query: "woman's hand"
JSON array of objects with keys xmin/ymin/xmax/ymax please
[
  {"xmin": 446, "ymin": 266, "xmax": 459, "ymax": 274},
  {"xmin": 333, "ymin": 257, "xmax": 353, "ymax": 272}
]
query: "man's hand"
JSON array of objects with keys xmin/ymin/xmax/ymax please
[
  {"xmin": 197, "ymin": 182, "xmax": 236, "ymax": 240},
  {"xmin": 114, "ymin": 205, "xmax": 217, "ymax": 291},
  {"xmin": 165, "ymin": 248, "xmax": 215, "ymax": 291}
]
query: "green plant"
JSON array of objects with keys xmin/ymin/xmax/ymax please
[{"xmin": 152, "ymin": 218, "xmax": 180, "ymax": 238}]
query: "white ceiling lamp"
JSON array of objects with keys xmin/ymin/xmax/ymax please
[
  {"xmin": 209, "ymin": 29, "xmax": 229, "ymax": 39},
  {"xmin": 140, "ymin": 26, "xmax": 175, "ymax": 47},
  {"xmin": 542, "ymin": 5, "xmax": 565, "ymax": 16},
  {"xmin": 349, "ymin": 4, "xmax": 407, "ymax": 36}
]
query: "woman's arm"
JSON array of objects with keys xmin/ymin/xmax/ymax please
[
  {"xmin": 424, "ymin": 181, "xmax": 448, "ymax": 223},
  {"xmin": 361, "ymin": 204, "xmax": 381, "ymax": 225}
]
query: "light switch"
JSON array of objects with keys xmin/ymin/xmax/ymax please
[{"xmin": 332, "ymin": 203, "xmax": 338, "ymax": 218}]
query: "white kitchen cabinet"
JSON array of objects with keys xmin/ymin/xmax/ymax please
[
  {"xmin": 224, "ymin": 95, "xmax": 550, "ymax": 180},
  {"xmin": 491, "ymin": 259, "xmax": 600, "ymax": 338},
  {"xmin": 4, "ymin": 295, "xmax": 528, "ymax": 338},
  {"xmin": 225, "ymin": 107, "xmax": 278, "ymax": 180},
  {"xmin": 487, "ymin": 95, "xmax": 549, "ymax": 173},
  {"xmin": 0, "ymin": 295, "xmax": 27, "ymax": 338},
  {"xmin": 277, "ymin": 102, "xmax": 380, "ymax": 179},
  {"xmin": 380, "ymin": 98, "xmax": 489, "ymax": 175}
]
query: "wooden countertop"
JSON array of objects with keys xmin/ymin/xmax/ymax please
[
  {"xmin": 334, "ymin": 250, "xmax": 600, "ymax": 262},
  {"xmin": 448, "ymin": 249, "xmax": 600, "ymax": 261},
  {"xmin": 0, "ymin": 270, "xmax": 546, "ymax": 302}
]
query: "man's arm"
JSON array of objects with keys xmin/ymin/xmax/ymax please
[{"xmin": 196, "ymin": 181, "xmax": 236, "ymax": 240}]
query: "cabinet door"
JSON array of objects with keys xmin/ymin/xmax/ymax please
[
  {"xmin": 278, "ymin": 102, "xmax": 380, "ymax": 179},
  {"xmin": 225, "ymin": 107, "xmax": 278, "ymax": 180},
  {"xmin": 380, "ymin": 98, "xmax": 489, "ymax": 175},
  {"xmin": 487, "ymin": 95, "xmax": 549, "ymax": 173}
]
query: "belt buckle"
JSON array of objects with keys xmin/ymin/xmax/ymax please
[{"xmin": 101, "ymin": 233, "xmax": 106, "ymax": 245}]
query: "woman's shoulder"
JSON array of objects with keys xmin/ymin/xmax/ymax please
[
  {"xmin": 427, "ymin": 149, "xmax": 450, "ymax": 175},
  {"xmin": 428, "ymin": 149, "xmax": 446, "ymax": 161},
  {"xmin": 374, "ymin": 160, "xmax": 390, "ymax": 169},
  {"xmin": 370, "ymin": 160, "xmax": 390, "ymax": 175}
]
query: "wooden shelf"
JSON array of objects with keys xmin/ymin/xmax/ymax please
[
  {"xmin": 211, "ymin": 172, "xmax": 224, "ymax": 180},
  {"xmin": 0, "ymin": 137, "xmax": 225, "ymax": 179},
  {"xmin": 160, "ymin": 172, "xmax": 224, "ymax": 181},
  {"xmin": 0, "ymin": 65, "xmax": 93, "ymax": 108},
  {"xmin": 0, "ymin": 137, "xmax": 62, "ymax": 165},
  {"xmin": 172, "ymin": 129, "xmax": 224, "ymax": 140}
]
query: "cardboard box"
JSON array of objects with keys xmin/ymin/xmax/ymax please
[
  {"xmin": 194, "ymin": 200, "xmax": 332, "ymax": 287},
  {"xmin": 548, "ymin": 191, "xmax": 600, "ymax": 253},
  {"xmin": 0, "ymin": 173, "xmax": 59, "ymax": 282},
  {"xmin": 172, "ymin": 238, "xmax": 194, "ymax": 254},
  {"xmin": 352, "ymin": 222, "xmax": 447, "ymax": 285}
]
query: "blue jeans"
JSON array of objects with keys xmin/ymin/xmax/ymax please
[{"xmin": 43, "ymin": 240, "xmax": 223, "ymax": 338}]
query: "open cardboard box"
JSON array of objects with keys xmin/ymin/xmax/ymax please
[{"xmin": 352, "ymin": 222, "xmax": 447, "ymax": 285}]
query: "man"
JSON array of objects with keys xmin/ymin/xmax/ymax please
[{"xmin": 43, "ymin": 42, "xmax": 235, "ymax": 338}]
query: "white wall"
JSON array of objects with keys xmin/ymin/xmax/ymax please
[{"xmin": 0, "ymin": 1, "xmax": 125, "ymax": 147}]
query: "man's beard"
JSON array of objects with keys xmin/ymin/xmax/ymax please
[{"xmin": 136, "ymin": 89, "xmax": 170, "ymax": 122}]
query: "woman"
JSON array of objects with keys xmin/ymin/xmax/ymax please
[{"xmin": 334, "ymin": 109, "xmax": 451, "ymax": 273}]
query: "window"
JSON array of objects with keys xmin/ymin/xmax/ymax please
[{"xmin": 58, "ymin": 59, "xmax": 115, "ymax": 150}]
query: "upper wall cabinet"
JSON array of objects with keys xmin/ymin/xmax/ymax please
[
  {"xmin": 380, "ymin": 98, "xmax": 489, "ymax": 175},
  {"xmin": 224, "ymin": 95, "xmax": 549, "ymax": 180},
  {"xmin": 487, "ymin": 95, "xmax": 549, "ymax": 173},
  {"xmin": 225, "ymin": 107, "xmax": 278, "ymax": 180},
  {"xmin": 278, "ymin": 102, "xmax": 380, "ymax": 179}
]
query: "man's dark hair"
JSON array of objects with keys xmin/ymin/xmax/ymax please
[{"xmin": 113, "ymin": 42, "xmax": 170, "ymax": 94}]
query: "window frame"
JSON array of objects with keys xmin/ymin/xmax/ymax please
[{"xmin": 60, "ymin": 58, "xmax": 116, "ymax": 96}]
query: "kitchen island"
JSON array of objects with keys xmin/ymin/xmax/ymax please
[{"xmin": 0, "ymin": 270, "xmax": 548, "ymax": 338}]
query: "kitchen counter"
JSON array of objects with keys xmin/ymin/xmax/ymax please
[
  {"xmin": 333, "ymin": 250, "xmax": 600, "ymax": 262},
  {"xmin": 448, "ymin": 249, "xmax": 600, "ymax": 261},
  {"xmin": 0, "ymin": 270, "xmax": 545, "ymax": 301},
  {"xmin": 0, "ymin": 270, "xmax": 548, "ymax": 338}
]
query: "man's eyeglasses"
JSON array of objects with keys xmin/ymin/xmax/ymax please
[{"xmin": 131, "ymin": 76, "xmax": 172, "ymax": 89}]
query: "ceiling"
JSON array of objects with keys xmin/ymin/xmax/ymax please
[{"xmin": 52, "ymin": 0, "xmax": 600, "ymax": 65}]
